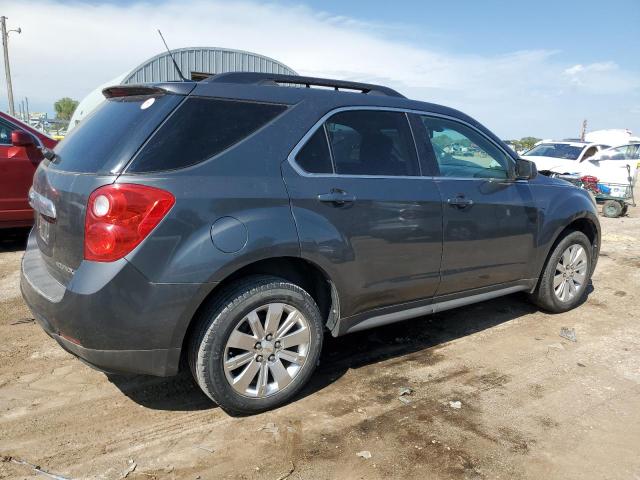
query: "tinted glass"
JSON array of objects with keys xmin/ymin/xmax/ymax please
[
  {"xmin": 129, "ymin": 98, "xmax": 287, "ymax": 172},
  {"xmin": 325, "ymin": 110, "xmax": 419, "ymax": 176},
  {"xmin": 0, "ymin": 119, "xmax": 13, "ymax": 145},
  {"xmin": 52, "ymin": 94, "xmax": 182, "ymax": 174},
  {"xmin": 296, "ymin": 127, "xmax": 333, "ymax": 173},
  {"xmin": 600, "ymin": 144, "xmax": 640, "ymax": 160},
  {"xmin": 420, "ymin": 116, "xmax": 512, "ymax": 179}
]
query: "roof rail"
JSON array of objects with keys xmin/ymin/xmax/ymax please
[{"xmin": 206, "ymin": 72, "xmax": 405, "ymax": 98}]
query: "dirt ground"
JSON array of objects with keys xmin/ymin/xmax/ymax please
[{"xmin": 1, "ymin": 208, "xmax": 639, "ymax": 480}]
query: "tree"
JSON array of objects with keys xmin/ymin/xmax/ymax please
[
  {"xmin": 519, "ymin": 136, "xmax": 541, "ymax": 151},
  {"xmin": 54, "ymin": 97, "xmax": 79, "ymax": 121}
]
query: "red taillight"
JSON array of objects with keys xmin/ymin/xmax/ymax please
[{"xmin": 85, "ymin": 184, "xmax": 175, "ymax": 262}]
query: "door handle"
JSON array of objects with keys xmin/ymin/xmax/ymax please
[
  {"xmin": 317, "ymin": 189, "xmax": 356, "ymax": 206},
  {"xmin": 447, "ymin": 196, "xmax": 474, "ymax": 209}
]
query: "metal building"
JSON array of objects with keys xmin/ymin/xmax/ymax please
[{"xmin": 69, "ymin": 47, "xmax": 297, "ymax": 130}]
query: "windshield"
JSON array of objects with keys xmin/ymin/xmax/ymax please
[
  {"xmin": 525, "ymin": 143, "xmax": 584, "ymax": 160},
  {"xmin": 51, "ymin": 94, "xmax": 182, "ymax": 174}
]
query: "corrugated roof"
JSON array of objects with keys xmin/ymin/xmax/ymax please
[{"xmin": 123, "ymin": 47, "xmax": 297, "ymax": 84}]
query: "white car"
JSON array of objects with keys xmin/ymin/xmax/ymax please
[
  {"xmin": 521, "ymin": 141, "xmax": 609, "ymax": 175},
  {"xmin": 581, "ymin": 143, "xmax": 640, "ymax": 184}
]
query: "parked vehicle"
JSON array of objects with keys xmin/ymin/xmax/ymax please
[
  {"xmin": 581, "ymin": 143, "xmax": 640, "ymax": 184},
  {"xmin": 21, "ymin": 73, "xmax": 600, "ymax": 414},
  {"xmin": 521, "ymin": 141, "xmax": 609, "ymax": 175},
  {"xmin": 0, "ymin": 112, "xmax": 58, "ymax": 228}
]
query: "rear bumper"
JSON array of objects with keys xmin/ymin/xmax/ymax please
[
  {"xmin": 33, "ymin": 310, "xmax": 180, "ymax": 376},
  {"xmin": 20, "ymin": 230, "xmax": 213, "ymax": 377}
]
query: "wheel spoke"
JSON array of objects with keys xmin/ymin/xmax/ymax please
[
  {"xmin": 553, "ymin": 273, "xmax": 564, "ymax": 288},
  {"xmin": 270, "ymin": 359, "xmax": 292, "ymax": 389},
  {"xmin": 279, "ymin": 327, "xmax": 310, "ymax": 349},
  {"xmin": 562, "ymin": 249, "xmax": 571, "ymax": 267},
  {"xmin": 224, "ymin": 351, "xmax": 254, "ymax": 371},
  {"xmin": 567, "ymin": 279, "xmax": 577, "ymax": 297},
  {"xmin": 276, "ymin": 311, "xmax": 300, "ymax": 338},
  {"xmin": 227, "ymin": 330, "xmax": 257, "ymax": 351},
  {"xmin": 279, "ymin": 349, "xmax": 306, "ymax": 365},
  {"xmin": 256, "ymin": 362, "xmax": 269, "ymax": 396},
  {"xmin": 556, "ymin": 263, "xmax": 566, "ymax": 273},
  {"xmin": 555, "ymin": 280, "xmax": 565, "ymax": 299},
  {"xmin": 233, "ymin": 360, "xmax": 260, "ymax": 391},
  {"xmin": 573, "ymin": 248, "xmax": 587, "ymax": 268},
  {"xmin": 246, "ymin": 310, "xmax": 265, "ymax": 339},
  {"xmin": 573, "ymin": 271, "xmax": 587, "ymax": 285},
  {"xmin": 264, "ymin": 303, "xmax": 284, "ymax": 336}
]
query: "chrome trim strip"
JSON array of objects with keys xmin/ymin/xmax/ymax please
[
  {"xmin": 345, "ymin": 285, "xmax": 528, "ymax": 334},
  {"xmin": 286, "ymin": 105, "xmax": 516, "ymax": 179},
  {"xmin": 28, "ymin": 187, "xmax": 57, "ymax": 219}
]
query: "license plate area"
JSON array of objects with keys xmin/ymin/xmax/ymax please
[{"xmin": 37, "ymin": 215, "xmax": 52, "ymax": 245}]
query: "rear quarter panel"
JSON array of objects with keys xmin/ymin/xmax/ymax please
[{"xmin": 119, "ymin": 106, "xmax": 302, "ymax": 285}]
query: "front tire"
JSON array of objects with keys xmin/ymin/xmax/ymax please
[
  {"xmin": 188, "ymin": 276, "xmax": 324, "ymax": 415},
  {"xmin": 529, "ymin": 231, "xmax": 593, "ymax": 313}
]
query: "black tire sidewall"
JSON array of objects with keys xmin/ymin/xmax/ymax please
[
  {"xmin": 603, "ymin": 200, "xmax": 622, "ymax": 218},
  {"xmin": 538, "ymin": 231, "xmax": 592, "ymax": 312},
  {"xmin": 193, "ymin": 278, "xmax": 324, "ymax": 415}
]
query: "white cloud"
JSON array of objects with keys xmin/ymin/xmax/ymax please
[{"xmin": 2, "ymin": 0, "xmax": 639, "ymax": 138}]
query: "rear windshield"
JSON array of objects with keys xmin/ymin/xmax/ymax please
[
  {"xmin": 51, "ymin": 94, "xmax": 182, "ymax": 174},
  {"xmin": 127, "ymin": 97, "xmax": 287, "ymax": 172}
]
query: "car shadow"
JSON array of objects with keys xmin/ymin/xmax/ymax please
[
  {"xmin": 0, "ymin": 227, "xmax": 30, "ymax": 252},
  {"xmin": 106, "ymin": 290, "xmax": 580, "ymax": 413}
]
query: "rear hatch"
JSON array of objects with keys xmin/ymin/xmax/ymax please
[{"xmin": 30, "ymin": 84, "xmax": 192, "ymax": 285}]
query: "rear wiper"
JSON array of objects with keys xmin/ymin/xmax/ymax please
[{"xmin": 40, "ymin": 146, "xmax": 59, "ymax": 162}]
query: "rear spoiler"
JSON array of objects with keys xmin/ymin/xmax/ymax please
[{"xmin": 102, "ymin": 83, "xmax": 196, "ymax": 99}]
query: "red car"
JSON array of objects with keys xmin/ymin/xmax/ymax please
[{"xmin": 0, "ymin": 111, "xmax": 57, "ymax": 228}]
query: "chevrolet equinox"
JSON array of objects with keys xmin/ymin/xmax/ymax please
[{"xmin": 21, "ymin": 73, "xmax": 600, "ymax": 414}]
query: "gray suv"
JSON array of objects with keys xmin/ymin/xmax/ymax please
[{"xmin": 21, "ymin": 73, "xmax": 600, "ymax": 414}]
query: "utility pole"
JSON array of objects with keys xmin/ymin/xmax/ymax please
[
  {"xmin": 1, "ymin": 16, "xmax": 20, "ymax": 117},
  {"xmin": 25, "ymin": 96, "xmax": 29, "ymax": 124},
  {"xmin": 580, "ymin": 119, "xmax": 587, "ymax": 142}
]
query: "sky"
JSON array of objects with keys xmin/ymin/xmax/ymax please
[{"xmin": 2, "ymin": 0, "xmax": 639, "ymax": 139}]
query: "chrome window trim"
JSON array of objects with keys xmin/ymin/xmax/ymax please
[{"xmin": 287, "ymin": 105, "xmax": 516, "ymax": 180}]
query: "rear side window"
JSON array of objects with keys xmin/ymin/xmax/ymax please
[
  {"xmin": 129, "ymin": 98, "xmax": 287, "ymax": 172},
  {"xmin": 325, "ymin": 110, "xmax": 419, "ymax": 176},
  {"xmin": 52, "ymin": 95, "xmax": 182, "ymax": 174},
  {"xmin": 295, "ymin": 128, "xmax": 333, "ymax": 174}
]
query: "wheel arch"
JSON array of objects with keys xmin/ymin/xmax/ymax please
[
  {"xmin": 177, "ymin": 256, "xmax": 339, "ymax": 369},
  {"xmin": 533, "ymin": 215, "xmax": 600, "ymax": 292}
]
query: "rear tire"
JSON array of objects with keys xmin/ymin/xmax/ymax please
[
  {"xmin": 529, "ymin": 231, "xmax": 592, "ymax": 313},
  {"xmin": 188, "ymin": 275, "xmax": 324, "ymax": 415}
]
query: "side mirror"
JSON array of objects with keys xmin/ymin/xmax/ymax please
[
  {"xmin": 11, "ymin": 130, "xmax": 35, "ymax": 148},
  {"xmin": 516, "ymin": 158, "xmax": 537, "ymax": 180}
]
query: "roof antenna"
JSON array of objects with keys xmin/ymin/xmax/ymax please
[{"xmin": 157, "ymin": 29, "xmax": 188, "ymax": 82}]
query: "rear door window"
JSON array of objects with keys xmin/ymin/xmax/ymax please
[
  {"xmin": 51, "ymin": 94, "xmax": 182, "ymax": 174},
  {"xmin": 295, "ymin": 127, "xmax": 333, "ymax": 174},
  {"xmin": 128, "ymin": 98, "xmax": 287, "ymax": 172},
  {"xmin": 325, "ymin": 110, "xmax": 419, "ymax": 176}
]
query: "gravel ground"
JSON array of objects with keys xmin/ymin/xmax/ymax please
[{"xmin": 0, "ymin": 209, "xmax": 639, "ymax": 480}]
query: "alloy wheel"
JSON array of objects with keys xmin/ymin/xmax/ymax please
[
  {"xmin": 223, "ymin": 303, "xmax": 311, "ymax": 398},
  {"xmin": 554, "ymin": 244, "xmax": 588, "ymax": 302}
]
